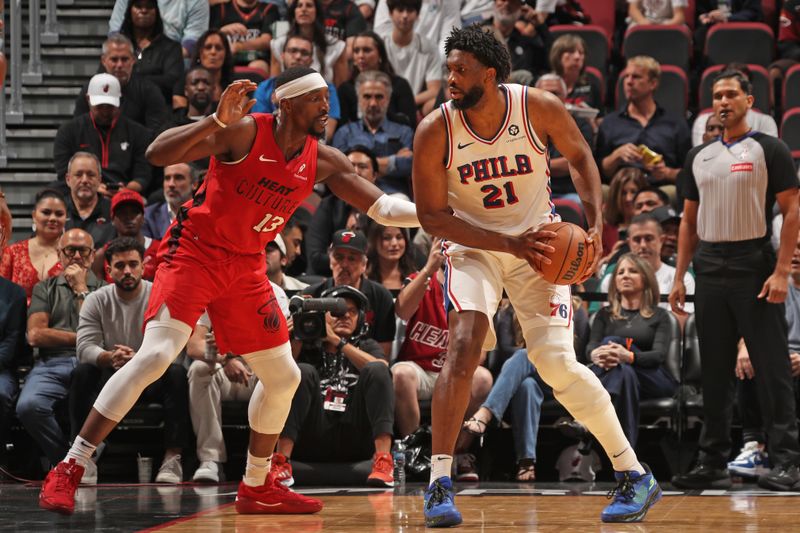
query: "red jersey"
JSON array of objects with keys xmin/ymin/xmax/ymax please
[
  {"xmin": 179, "ymin": 113, "xmax": 317, "ymax": 255},
  {"xmin": 779, "ymin": 1, "xmax": 800, "ymax": 43},
  {"xmin": 397, "ymin": 273, "xmax": 449, "ymax": 373}
]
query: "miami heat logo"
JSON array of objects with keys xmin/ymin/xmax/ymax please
[
  {"xmin": 340, "ymin": 231, "xmax": 356, "ymax": 243},
  {"xmin": 103, "ymin": 84, "xmax": 110, "ymax": 93},
  {"xmin": 257, "ymin": 295, "xmax": 283, "ymax": 332}
]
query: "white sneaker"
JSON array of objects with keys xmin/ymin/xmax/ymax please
[
  {"xmin": 728, "ymin": 441, "xmax": 770, "ymax": 478},
  {"xmin": 80, "ymin": 460, "xmax": 98, "ymax": 485},
  {"xmin": 155, "ymin": 454, "xmax": 183, "ymax": 484},
  {"xmin": 193, "ymin": 461, "xmax": 221, "ymax": 483}
]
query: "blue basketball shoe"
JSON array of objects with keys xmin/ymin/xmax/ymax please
[
  {"xmin": 424, "ymin": 476, "xmax": 462, "ymax": 528},
  {"xmin": 601, "ymin": 463, "xmax": 662, "ymax": 523}
]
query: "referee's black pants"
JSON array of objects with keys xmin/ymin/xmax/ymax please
[{"xmin": 694, "ymin": 240, "xmax": 800, "ymax": 469}]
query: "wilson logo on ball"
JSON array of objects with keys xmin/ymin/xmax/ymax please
[{"xmin": 561, "ymin": 242, "xmax": 584, "ymax": 282}]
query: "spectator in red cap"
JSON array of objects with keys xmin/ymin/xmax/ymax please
[{"xmin": 92, "ymin": 189, "xmax": 160, "ymax": 282}]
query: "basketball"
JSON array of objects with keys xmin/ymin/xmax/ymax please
[{"xmin": 533, "ymin": 222, "xmax": 595, "ymax": 285}]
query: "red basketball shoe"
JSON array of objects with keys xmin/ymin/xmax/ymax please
[
  {"xmin": 39, "ymin": 459, "xmax": 85, "ymax": 515},
  {"xmin": 235, "ymin": 472, "xmax": 323, "ymax": 514}
]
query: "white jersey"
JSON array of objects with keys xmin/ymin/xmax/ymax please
[{"xmin": 441, "ymin": 83, "xmax": 557, "ymax": 236}]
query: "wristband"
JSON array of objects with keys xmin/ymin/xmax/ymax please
[{"xmin": 211, "ymin": 113, "xmax": 228, "ymax": 128}]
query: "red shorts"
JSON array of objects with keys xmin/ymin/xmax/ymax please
[{"xmin": 145, "ymin": 229, "xmax": 289, "ymax": 355}]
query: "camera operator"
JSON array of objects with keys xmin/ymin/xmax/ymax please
[
  {"xmin": 303, "ymin": 229, "xmax": 396, "ymax": 356},
  {"xmin": 272, "ymin": 285, "xmax": 395, "ymax": 489}
]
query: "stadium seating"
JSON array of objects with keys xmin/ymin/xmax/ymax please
[
  {"xmin": 705, "ymin": 22, "xmax": 774, "ymax": 67},
  {"xmin": 623, "ymin": 24, "xmax": 692, "ymax": 73},
  {"xmin": 583, "ymin": 66, "xmax": 606, "ymax": 106},
  {"xmin": 580, "ymin": 0, "xmax": 616, "ymax": 40},
  {"xmin": 698, "ymin": 64, "xmax": 771, "ymax": 114},
  {"xmin": 783, "ymin": 64, "xmax": 800, "ymax": 113},
  {"xmin": 616, "ymin": 64, "xmax": 689, "ymax": 117},
  {"xmin": 781, "ymin": 108, "xmax": 800, "ymax": 154},
  {"xmin": 549, "ymin": 24, "xmax": 611, "ymax": 73}
]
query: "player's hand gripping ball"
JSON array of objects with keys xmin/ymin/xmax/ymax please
[{"xmin": 532, "ymin": 222, "xmax": 596, "ymax": 285}]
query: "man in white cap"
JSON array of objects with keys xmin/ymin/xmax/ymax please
[
  {"xmin": 73, "ymin": 34, "xmax": 169, "ymax": 131},
  {"xmin": 53, "ymin": 73, "xmax": 154, "ymax": 194}
]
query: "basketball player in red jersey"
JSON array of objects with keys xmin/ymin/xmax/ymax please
[{"xmin": 39, "ymin": 67, "xmax": 420, "ymax": 516}]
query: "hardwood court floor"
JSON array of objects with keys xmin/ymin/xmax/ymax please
[{"xmin": 3, "ymin": 482, "xmax": 800, "ymax": 532}]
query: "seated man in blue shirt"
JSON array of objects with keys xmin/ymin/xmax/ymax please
[
  {"xmin": 332, "ymin": 70, "xmax": 414, "ymax": 200},
  {"xmin": 596, "ymin": 56, "xmax": 690, "ymax": 186},
  {"xmin": 252, "ymin": 34, "xmax": 340, "ymax": 143}
]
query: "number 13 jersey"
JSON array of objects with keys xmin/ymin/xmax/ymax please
[
  {"xmin": 182, "ymin": 113, "xmax": 317, "ymax": 254},
  {"xmin": 441, "ymin": 84, "xmax": 556, "ymax": 236}
]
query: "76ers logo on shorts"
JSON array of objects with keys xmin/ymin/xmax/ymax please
[
  {"xmin": 257, "ymin": 295, "xmax": 283, "ymax": 332},
  {"xmin": 549, "ymin": 294, "xmax": 568, "ymax": 319}
]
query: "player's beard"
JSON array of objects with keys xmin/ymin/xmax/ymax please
[{"xmin": 451, "ymin": 85, "xmax": 484, "ymax": 110}]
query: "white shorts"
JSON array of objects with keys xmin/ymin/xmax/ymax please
[
  {"xmin": 392, "ymin": 361, "xmax": 440, "ymax": 401},
  {"xmin": 443, "ymin": 241, "xmax": 573, "ymax": 351}
]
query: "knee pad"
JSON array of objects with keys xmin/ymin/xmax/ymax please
[{"xmin": 244, "ymin": 343, "xmax": 301, "ymax": 435}]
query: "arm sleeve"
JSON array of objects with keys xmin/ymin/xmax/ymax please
[
  {"xmin": 76, "ymin": 292, "xmax": 106, "ymax": 366},
  {"xmin": 0, "ymin": 285, "xmax": 27, "ymax": 371},
  {"xmin": 632, "ymin": 309, "xmax": 672, "ymax": 368}
]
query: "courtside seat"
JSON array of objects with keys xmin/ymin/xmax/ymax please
[
  {"xmin": 623, "ymin": 24, "xmax": 692, "ymax": 73},
  {"xmin": 699, "ymin": 64, "xmax": 771, "ymax": 114},
  {"xmin": 705, "ymin": 22, "xmax": 774, "ymax": 67},
  {"xmin": 781, "ymin": 108, "xmax": 800, "ymax": 154},
  {"xmin": 638, "ymin": 312, "xmax": 681, "ymax": 429},
  {"xmin": 681, "ymin": 314, "xmax": 703, "ymax": 425},
  {"xmin": 549, "ymin": 24, "xmax": 610, "ymax": 73},
  {"xmin": 783, "ymin": 64, "xmax": 800, "ymax": 113}
]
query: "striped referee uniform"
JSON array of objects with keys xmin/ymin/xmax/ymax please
[{"xmin": 683, "ymin": 131, "xmax": 800, "ymax": 471}]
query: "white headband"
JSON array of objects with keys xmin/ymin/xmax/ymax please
[{"xmin": 274, "ymin": 72, "xmax": 327, "ymax": 102}]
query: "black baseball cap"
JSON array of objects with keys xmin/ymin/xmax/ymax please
[
  {"xmin": 330, "ymin": 229, "xmax": 368, "ymax": 254},
  {"xmin": 651, "ymin": 205, "xmax": 680, "ymax": 225}
]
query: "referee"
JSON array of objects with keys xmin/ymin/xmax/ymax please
[{"xmin": 669, "ymin": 70, "xmax": 800, "ymax": 491}]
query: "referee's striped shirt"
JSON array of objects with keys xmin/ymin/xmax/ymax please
[{"xmin": 682, "ymin": 132, "xmax": 799, "ymax": 243}]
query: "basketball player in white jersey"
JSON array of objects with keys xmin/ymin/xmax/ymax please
[{"xmin": 412, "ymin": 26, "xmax": 662, "ymax": 527}]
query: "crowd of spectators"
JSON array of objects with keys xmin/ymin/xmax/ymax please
[{"xmin": 1, "ymin": 0, "xmax": 800, "ymax": 487}]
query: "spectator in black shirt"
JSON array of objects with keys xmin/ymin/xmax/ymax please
[
  {"xmin": 55, "ymin": 73, "xmax": 153, "ymax": 193},
  {"xmin": 74, "ymin": 34, "xmax": 169, "ymax": 133},
  {"xmin": 597, "ymin": 56, "xmax": 690, "ymax": 185},
  {"xmin": 321, "ymin": 0, "xmax": 367, "ymax": 46},
  {"xmin": 170, "ymin": 67, "xmax": 215, "ymax": 131},
  {"xmin": 211, "ymin": 0, "xmax": 281, "ymax": 73},
  {"xmin": 587, "ymin": 253, "xmax": 677, "ymax": 448},
  {"xmin": 303, "ymin": 230, "xmax": 396, "ymax": 357},
  {"xmin": 117, "ymin": 0, "xmax": 184, "ymax": 105},
  {"xmin": 0, "ymin": 277, "xmax": 27, "ymax": 450},
  {"xmin": 274, "ymin": 285, "xmax": 395, "ymax": 488},
  {"xmin": 62, "ymin": 152, "xmax": 116, "ymax": 249}
]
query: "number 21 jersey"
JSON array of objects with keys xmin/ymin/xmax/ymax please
[
  {"xmin": 441, "ymin": 84, "xmax": 556, "ymax": 236},
  {"xmin": 182, "ymin": 113, "xmax": 317, "ymax": 254}
]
